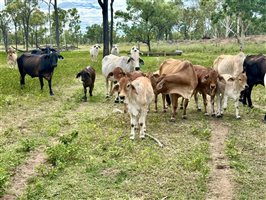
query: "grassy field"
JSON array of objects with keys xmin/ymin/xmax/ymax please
[{"xmin": 0, "ymin": 39, "xmax": 265, "ymax": 199}]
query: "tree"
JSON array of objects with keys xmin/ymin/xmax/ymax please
[
  {"xmin": 67, "ymin": 8, "xmax": 81, "ymax": 47},
  {"xmin": 110, "ymin": 0, "xmax": 114, "ymax": 50},
  {"xmin": 98, "ymin": 0, "xmax": 109, "ymax": 57},
  {"xmin": 31, "ymin": 9, "xmax": 46, "ymax": 47},
  {"xmin": 54, "ymin": 0, "xmax": 60, "ymax": 49},
  {"xmin": 0, "ymin": 10, "xmax": 9, "ymax": 51},
  {"xmin": 85, "ymin": 24, "xmax": 103, "ymax": 44}
]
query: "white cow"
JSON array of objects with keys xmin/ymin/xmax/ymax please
[
  {"xmin": 111, "ymin": 44, "xmax": 119, "ymax": 56},
  {"xmin": 113, "ymin": 76, "xmax": 154, "ymax": 139},
  {"xmin": 216, "ymin": 73, "xmax": 248, "ymax": 119},
  {"xmin": 90, "ymin": 44, "xmax": 101, "ymax": 61},
  {"xmin": 102, "ymin": 53, "xmax": 144, "ymax": 97},
  {"xmin": 7, "ymin": 48, "xmax": 17, "ymax": 68},
  {"xmin": 213, "ymin": 52, "xmax": 246, "ymax": 77}
]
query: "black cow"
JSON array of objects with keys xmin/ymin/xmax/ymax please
[
  {"xmin": 17, "ymin": 51, "xmax": 64, "ymax": 95},
  {"xmin": 241, "ymin": 54, "xmax": 266, "ymax": 107},
  {"xmin": 76, "ymin": 66, "xmax": 96, "ymax": 101},
  {"xmin": 31, "ymin": 47, "xmax": 57, "ymax": 55}
]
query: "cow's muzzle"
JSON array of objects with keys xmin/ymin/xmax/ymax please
[{"xmin": 135, "ymin": 67, "xmax": 140, "ymax": 71}]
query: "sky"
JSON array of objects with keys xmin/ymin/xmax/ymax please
[{"xmin": 0, "ymin": 0, "xmax": 127, "ymax": 33}]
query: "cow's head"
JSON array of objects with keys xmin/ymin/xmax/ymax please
[
  {"xmin": 94, "ymin": 44, "xmax": 101, "ymax": 49},
  {"xmin": 201, "ymin": 69, "xmax": 219, "ymax": 95},
  {"xmin": 228, "ymin": 73, "xmax": 248, "ymax": 91},
  {"xmin": 47, "ymin": 51, "xmax": 63, "ymax": 68},
  {"xmin": 107, "ymin": 67, "xmax": 125, "ymax": 83},
  {"xmin": 76, "ymin": 70, "xmax": 92, "ymax": 86},
  {"xmin": 127, "ymin": 57, "xmax": 144, "ymax": 71}
]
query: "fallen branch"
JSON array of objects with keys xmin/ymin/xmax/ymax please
[{"xmin": 146, "ymin": 133, "xmax": 164, "ymax": 148}]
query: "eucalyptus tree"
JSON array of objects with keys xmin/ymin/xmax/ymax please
[
  {"xmin": 98, "ymin": 0, "xmax": 109, "ymax": 56},
  {"xmin": 51, "ymin": 8, "xmax": 67, "ymax": 45},
  {"xmin": 31, "ymin": 9, "xmax": 46, "ymax": 47},
  {"xmin": 85, "ymin": 24, "xmax": 103, "ymax": 44},
  {"xmin": 0, "ymin": 10, "xmax": 9, "ymax": 51},
  {"xmin": 67, "ymin": 8, "xmax": 81, "ymax": 47}
]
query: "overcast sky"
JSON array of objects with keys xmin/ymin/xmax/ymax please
[{"xmin": 0, "ymin": 0, "xmax": 127, "ymax": 33}]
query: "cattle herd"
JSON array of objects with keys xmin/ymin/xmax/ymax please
[{"xmin": 5, "ymin": 45, "xmax": 266, "ymax": 139}]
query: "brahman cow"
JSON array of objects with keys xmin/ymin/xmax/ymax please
[
  {"xmin": 90, "ymin": 44, "xmax": 101, "ymax": 61},
  {"xmin": 76, "ymin": 66, "xmax": 96, "ymax": 102},
  {"xmin": 102, "ymin": 52, "xmax": 144, "ymax": 98},
  {"xmin": 216, "ymin": 73, "xmax": 248, "ymax": 119},
  {"xmin": 112, "ymin": 76, "xmax": 154, "ymax": 139},
  {"xmin": 7, "ymin": 48, "xmax": 17, "ymax": 68},
  {"xmin": 111, "ymin": 45, "xmax": 119, "ymax": 56},
  {"xmin": 240, "ymin": 54, "xmax": 266, "ymax": 108},
  {"xmin": 148, "ymin": 59, "xmax": 182, "ymax": 112},
  {"xmin": 155, "ymin": 60, "xmax": 198, "ymax": 121},
  {"xmin": 17, "ymin": 51, "xmax": 64, "ymax": 95},
  {"xmin": 213, "ymin": 52, "xmax": 246, "ymax": 77},
  {"xmin": 193, "ymin": 65, "xmax": 221, "ymax": 116}
]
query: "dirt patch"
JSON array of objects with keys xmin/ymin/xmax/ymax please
[
  {"xmin": 1, "ymin": 147, "xmax": 46, "ymax": 200},
  {"xmin": 207, "ymin": 120, "xmax": 233, "ymax": 200}
]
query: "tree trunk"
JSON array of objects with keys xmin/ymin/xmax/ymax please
[
  {"xmin": 98, "ymin": 0, "xmax": 109, "ymax": 57},
  {"xmin": 110, "ymin": 0, "xmax": 114, "ymax": 51},
  {"xmin": 225, "ymin": 16, "xmax": 230, "ymax": 38},
  {"xmin": 54, "ymin": 0, "xmax": 60, "ymax": 50}
]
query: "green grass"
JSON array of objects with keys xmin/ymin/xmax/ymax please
[{"xmin": 0, "ymin": 39, "xmax": 266, "ymax": 199}]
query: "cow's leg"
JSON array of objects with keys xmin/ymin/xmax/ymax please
[
  {"xmin": 20, "ymin": 73, "xmax": 26, "ymax": 87},
  {"xmin": 202, "ymin": 93, "xmax": 208, "ymax": 115},
  {"xmin": 246, "ymin": 86, "xmax": 254, "ymax": 108},
  {"xmin": 216, "ymin": 93, "xmax": 223, "ymax": 118},
  {"xmin": 154, "ymin": 93, "xmax": 158, "ymax": 112},
  {"xmin": 182, "ymin": 98, "xmax": 189, "ymax": 119},
  {"xmin": 194, "ymin": 92, "xmax": 201, "ymax": 111},
  {"xmin": 139, "ymin": 109, "xmax": 147, "ymax": 139},
  {"xmin": 89, "ymin": 84, "xmax": 94, "ymax": 96},
  {"xmin": 39, "ymin": 76, "xmax": 44, "ymax": 90},
  {"xmin": 105, "ymin": 78, "xmax": 109, "ymax": 98},
  {"xmin": 234, "ymin": 98, "xmax": 241, "ymax": 119},
  {"xmin": 162, "ymin": 94, "xmax": 167, "ymax": 112},
  {"xmin": 130, "ymin": 113, "xmax": 137, "ymax": 140},
  {"xmin": 210, "ymin": 95, "xmax": 215, "ymax": 116},
  {"xmin": 180, "ymin": 97, "xmax": 184, "ymax": 110},
  {"xmin": 83, "ymin": 86, "xmax": 87, "ymax": 102},
  {"xmin": 48, "ymin": 78, "xmax": 54, "ymax": 96},
  {"xmin": 170, "ymin": 94, "xmax": 177, "ymax": 121},
  {"xmin": 223, "ymin": 95, "xmax": 228, "ymax": 110}
]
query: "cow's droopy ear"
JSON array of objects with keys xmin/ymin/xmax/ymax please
[
  {"xmin": 139, "ymin": 58, "xmax": 144, "ymax": 65},
  {"xmin": 127, "ymin": 57, "xmax": 134, "ymax": 63},
  {"xmin": 127, "ymin": 83, "xmax": 138, "ymax": 95},
  {"xmin": 107, "ymin": 72, "xmax": 114, "ymax": 79},
  {"xmin": 156, "ymin": 80, "xmax": 165, "ymax": 90},
  {"xmin": 111, "ymin": 84, "xmax": 120, "ymax": 95},
  {"xmin": 76, "ymin": 72, "xmax": 81, "ymax": 78},
  {"xmin": 58, "ymin": 55, "xmax": 64, "ymax": 59}
]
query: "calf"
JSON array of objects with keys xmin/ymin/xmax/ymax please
[
  {"xmin": 111, "ymin": 45, "xmax": 119, "ymax": 56},
  {"xmin": 102, "ymin": 54, "xmax": 144, "ymax": 98},
  {"xmin": 216, "ymin": 73, "xmax": 248, "ymax": 119},
  {"xmin": 76, "ymin": 66, "xmax": 96, "ymax": 101},
  {"xmin": 241, "ymin": 54, "xmax": 266, "ymax": 107},
  {"xmin": 17, "ymin": 51, "xmax": 64, "ymax": 95},
  {"xmin": 155, "ymin": 61, "xmax": 198, "ymax": 121},
  {"xmin": 112, "ymin": 76, "xmax": 154, "ymax": 139},
  {"xmin": 7, "ymin": 48, "xmax": 17, "ymax": 68},
  {"xmin": 90, "ymin": 44, "xmax": 101, "ymax": 61},
  {"xmin": 193, "ymin": 65, "xmax": 221, "ymax": 116}
]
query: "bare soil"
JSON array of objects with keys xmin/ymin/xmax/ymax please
[{"xmin": 207, "ymin": 120, "xmax": 233, "ymax": 200}]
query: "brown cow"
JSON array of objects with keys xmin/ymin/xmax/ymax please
[
  {"xmin": 7, "ymin": 48, "xmax": 17, "ymax": 68},
  {"xmin": 193, "ymin": 65, "xmax": 221, "ymax": 116},
  {"xmin": 155, "ymin": 60, "xmax": 198, "ymax": 121}
]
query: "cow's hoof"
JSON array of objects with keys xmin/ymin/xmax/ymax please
[
  {"xmin": 129, "ymin": 136, "xmax": 135, "ymax": 140},
  {"xmin": 216, "ymin": 114, "xmax": 222, "ymax": 118},
  {"xmin": 197, "ymin": 108, "xmax": 202, "ymax": 112},
  {"xmin": 140, "ymin": 135, "xmax": 145, "ymax": 139},
  {"xmin": 236, "ymin": 116, "xmax": 241, "ymax": 119},
  {"xmin": 211, "ymin": 113, "xmax": 216, "ymax": 117},
  {"xmin": 114, "ymin": 100, "xmax": 119, "ymax": 103},
  {"xmin": 50, "ymin": 93, "xmax": 54, "ymax": 96},
  {"xmin": 182, "ymin": 115, "xmax": 187, "ymax": 119},
  {"xmin": 204, "ymin": 113, "xmax": 209, "ymax": 116},
  {"xmin": 170, "ymin": 117, "xmax": 176, "ymax": 122},
  {"xmin": 249, "ymin": 105, "xmax": 254, "ymax": 109},
  {"xmin": 106, "ymin": 95, "xmax": 110, "ymax": 98},
  {"xmin": 163, "ymin": 109, "xmax": 167, "ymax": 113}
]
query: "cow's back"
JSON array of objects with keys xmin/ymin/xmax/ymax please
[
  {"xmin": 159, "ymin": 59, "xmax": 182, "ymax": 75},
  {"xmin": 131, "ymin": 77, "xmax": 154, "ymax": 105},
  {"xmin": 102, "ymin": 55, "xmax": 132, "ymax": 78},
  {"xmin": 17, "ymin": 54, "xmax": 43, "ymax": 77}
]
